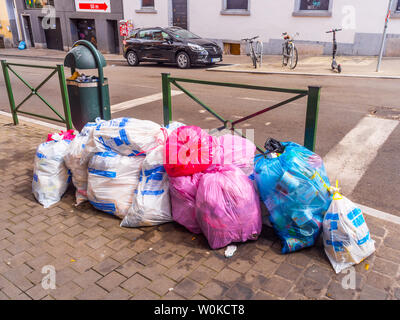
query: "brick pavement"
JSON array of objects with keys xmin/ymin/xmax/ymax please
[{"xmin": 0, "ymin": 114, "xmax": 399, "ymax": 300}]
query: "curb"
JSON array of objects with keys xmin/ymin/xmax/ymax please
[
  {"xmin": 206, "ymin": 66, "xmax": 400, "ymax": 80},
  {"xmin": 0, "ymin": 53, "xmax": 126, "ymax": 64}
]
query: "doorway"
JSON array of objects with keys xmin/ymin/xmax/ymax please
[
  {"xmin": 43, "ymin": 18, "xmax": 64, "ymax": 50},
  {"xmin": 172, "ymin": 0, "xmax": 188, "ymax": 30},
  {"xmin": 22, "ymin": 15, "xmax": 34, "ymax": 47},
  {"xmin": 107, "ymin": 20, "xmax": 120, "ymax": 54},
  {"xmin": 72, "ymin": 19, "xmax": 97, "ymax": 48}
]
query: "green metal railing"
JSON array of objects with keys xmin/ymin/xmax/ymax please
[
  {"xmin": 1, "ymin": 59, "xmax": 73, "ymax": 130},
  {"xmin": 161, "ymin": 73, "xmax": 321, "ymax": 152}
]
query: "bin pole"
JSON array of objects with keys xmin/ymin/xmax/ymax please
[
  {"xmin": 162, "ymin": 73, "xmax": 172, "ymax": 126},
  {"xmin": 1, "ymin": 60, "xmax": 19, "ymax": 125},
  {"xmin": 304, "ymin": 86, "xmax": 321, "ymax": 152},
  {"xmin": 57, "ymin": 64, "xmax": 73, "ymax": 131}
]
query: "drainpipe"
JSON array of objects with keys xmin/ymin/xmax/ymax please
[
  {"xmin": 376, "ymin": 0, "xmax": 393, "ymax": 72},
  {"xmin": 12, "ymin": 0, "xmax": 22, "ymax": 41}
]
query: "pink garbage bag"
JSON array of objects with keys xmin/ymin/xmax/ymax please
[
  {"xmin": 164, "ymin": 126, "xmax": 216, "ymax": 177},
  {"xmin": 169, "ymin": 173, "xmax": 204, "ymax": 234},
  {"xmin": 215, "ymin": 134, "xmax": 256, "ymax": 176},
  {"xmin": 196, "ymin": 165, "xmax": 262, "ymax": 249}
]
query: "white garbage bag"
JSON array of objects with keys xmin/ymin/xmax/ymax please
[
  {"xmin": 32, "ymin": 139, "xmax": 72, "ymax": 208},
  {"xmin": 323, "ymin": 191, "xmax": 375, "ymax": 274},
  {"xmin": 64, "ymin": 121, "xmax": 103, "ymax": 205},
  {"xmin": 120, "ymin": 122, "xmax": 186, "ymax": 228},
  {"xmin": 87, "ymin": 151, "xmax": 144, "ymax": 219},
  {"xmin": 85, "ymin": 117, "xmax": 164, "ymax": 157}
]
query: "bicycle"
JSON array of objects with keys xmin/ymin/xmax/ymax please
[
  {"xmin": 242, "ymin": 36, "xmax": 263, "ymax": 69},
  {"xmin": 282, "ymin": 32, "xmax": 299, "ymax": 70}
]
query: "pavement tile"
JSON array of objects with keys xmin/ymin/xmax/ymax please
[
  {"xmin": 263, "ymin": 276, "xmax": 293, "ymax": 298},
  {"xmin": 304, "ymin": 264, "xmax": 332, "ymax": 284},
  {"xmin": 188, "ymin": 265, "xmax": 217, "ymax": 285},
  {"xmin": 173, "ymin": 278, "xmax": 202, "ymax": 299},
  {"xmin": 96, "ymin": 271, "xmax": 127, "ymax": 292},
  {"xmin": 121, "ymin": 273, "xmax": 151, "ymax": 294},
  {"xmin": 111, "ymin": 247, "xmax": 137, "ymax": 263},
  {"xmin": 75, "ymin": 284, "xmax": 108, "ymax": 300},
  {"xmin": 359, "ymin": 284, "xmax": 389, "ymax": 300},
  {"xmin": 293, "ymin": 277, "xmax": 325, "ymax": 299},
  {"xmin": 274, "ymin": 263, "xmax": 303, "ymax": 281},
  {"xmin": 138, "ymin": 262, "xmax": 168, "ymax": 281},
  {"xmin": 372, "ymin": 257, "xmax": 399, "ymax": 277},
  {"xmin": 92, "ymin": 257, "xmax": 120, "ymax": 276},
  {"xmin": 131, "ymin": 288, "xmax": 161, "ymax": 300},
  {"xmin": 365, "ymin": 271, "xmax": 393, "ymax": 292},
  {"xmin": 116, "ymin": 258, "xmax": 145, "ymax": 278},
  {"xmin": 103, "ymin": 287, "xmax": 132, "ymax": 300},
  {"xmin": 251, "ymin": 290, "xmax": 276, "ymax": 300},
  {"xmin": 225, "ymin": 282, "xmax": 254, "ymax": 300},
  {"xmin": 73, "ymin": 270, "xmax": 103, "ymax": 289},
  {"xmin": 326, "ymin": 281, "xmax": 357, "ymax": 300},
  {"xmin": 199, "ymin": 281, "xmax": 229, "ymax": 300},
  {"xmin": 147, "ymin": 276, "xmax": 176, "ymax": 296},
  {"xmin": 51, "ymin": 281, "xmax": 82, "ymax": 300}
]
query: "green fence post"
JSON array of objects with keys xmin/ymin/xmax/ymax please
[
  {"xmin": 162, "ymin": 73, "xmax": 172, "ymax": 126},
  {"xmin": 57, "ymin": 64, "xmax": 73, "ymax": 131},
  {"xmin": 1, "ymin": 60, "xmax": 19, "ymax": 125},
  {"xmin": 304, "ymin": 86, "xmax": 321, "ymax": 152}
]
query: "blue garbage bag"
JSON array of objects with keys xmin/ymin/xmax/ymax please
[
  {"xmin": 254, "ymin": 142, "xmax": 332, "ymax": 253},
  {"xmin": 18, "ymin": 41, "xmax": 27, "ymax": 50}
]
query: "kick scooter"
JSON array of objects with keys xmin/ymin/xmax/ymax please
[{"xmin": 326, "ymin": 28, "xmax": 342, "ymax": 73}]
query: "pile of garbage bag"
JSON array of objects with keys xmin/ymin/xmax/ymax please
[{"xmin": 31, "ymin": 118, "xmax": 375, "ymax": 273}]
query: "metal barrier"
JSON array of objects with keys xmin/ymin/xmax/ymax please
[
  {"xmin": 1, "ymin": 59, "xmax": 73, "ymax": 130},
  {"xmin": 161, "ymin": 73, "xmax": 321, "ymax": 152}
]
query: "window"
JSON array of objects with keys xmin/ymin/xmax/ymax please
[
  {"xmin": 397, "ymin": 0, "xmax": 400, "ymax": 11},
  {"xmin": 299, "ymin": 0, "xmax": 329, "ymax": 11},
  {"xmin": 221, "ymin": 0, "xmax": 250, "ymax": 15},
  {"xmin": 141, "ymin": 0, "xmax": 154, "ymax": 8},
  {"xmin": 227, "ymin": 0, "xmax": 248, "ymax": 10},
  {"xmin": 25, "ymin": 0, "xmax": 54, "ymax": 9},
  {"xmin": 293, "ymin": 0, "xmax": 332, "ymax": 17},
  {"xmin": 136, "ymin": 0, "xmax": 157, "ymax": 13}
]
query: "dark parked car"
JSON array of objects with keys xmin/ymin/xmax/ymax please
[{"xmin": 123, "ymin": 27, "xmax": 223, "ymax": 69}]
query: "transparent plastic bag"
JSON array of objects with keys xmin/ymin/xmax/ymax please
[
  {"xmin": 164, "ymin": 126, "xmax": 216, "ymax": 177},
  {"xmin": 323, "ymin": 190, "xmax": 375, "ymax": 273},
  {"xmin": 121, "ymin": 145, "xmax": 172, "ymax": 227},
  {"xmin": 215, "ymin": 134, "xmax": 256, "ymax": 177},
  {"xmin": 254, "ymin": 141, "xmax": 332, "ymax": 253},
  {"xmin": 169, "ymin": 172, "xmax": 204, "ymax": 234},
  {"xmin": 32, "ymin": 139, "xmax": 72, "ymax": 208},
  {"xmin": 196, "ymin": 165, "xmax": 262, "ymax": 249},
  {"xmin": 87, "ymin": 151, "xmax": 144, "ymax": 219},
  {"xmin": 64, "ymin": 122, "xmax": 102, "ymax": 205},
  {"xmin": 85, "ymin": 117, "xmax": 163, "ymax": 157}
]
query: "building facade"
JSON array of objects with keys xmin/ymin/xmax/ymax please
[
  {"xmin": 0, "ymin": 0, "xmax": 20, "ymax": 48},
  {"xmin": 125, "ymin": 0, "xmax": 400, "ymax": 56},
  {"xmin": 15, "ymin": 0, "xmax": 124, "ymax": 53}
]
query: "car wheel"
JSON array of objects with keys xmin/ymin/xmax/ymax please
[
  {"xmin": 127, "ymin": 51, "xmax": 139, "ymax": 66},
  {"xmin": 176, "ymin": 52, "xmax": 191, "ymax": 69}
]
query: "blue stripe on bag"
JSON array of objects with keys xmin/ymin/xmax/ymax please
[
  {"xmin": 330, "ymin": 221, "xmax": 338, "ymax": 231},
  {"xmin": 98, "ymin": 137, "xmax": 112, "ymax": 151},
  {"xmin": 33, "ymin": 174, "xmax": 38, "ymax": 182},
  {"xmin": 95, "ymin": 151, "xmax": 118, "ymax": 158},
  {"xmin": 90, "ymin": 201, "xmax": 116, "ymax": 215},
  {"xmin": 146, "ymin": 173, "xmax": 164, "ymax": 183},
  {"xmin": 113, "ymin": 137, "xmax": 124, "ymax": 146},
  {"xmin": 325, "ymin": 213, "xmax": 339, "ymax": 221},
  {"xmin": 326, "ymin": 240, "xmax": 344, "ymax": 252},
  {"xmin": 357, "ymin": 232, "xmax": 370, "ymax": 245},
  {"xmin": 352, "ymin": 214, "xmax": 365, "ymax": 228},
  {"xmin": 144, "ymin": 166, "xmax": 165, "ymax": 176},
  {"xmin": 119, "ymin": 129, "xmax": 130, "ymax": 145},
  {"xmin": 36, "ymin": 152, "xmax": 46, "ymax": 159},
  {"xmin": 141, "ymin": 190, "xmax": 164, "ymax": 196},
  {"xmin": 347, "ymin": 208, "xmax": 362, "ymax": 220},
  {"xmin": 119, "ymin": 118, "xmax": 129, "ymax": 127},
  {"xmin": 88, "ymin": 168, "xmax": 117, "ymax": 178},
  {"xmin": 128, "ymin": 150, "xmax": 145, "ymax": 157}
]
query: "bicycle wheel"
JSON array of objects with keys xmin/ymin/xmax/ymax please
[
  {"xmin": 289, "ymin": 45, "xmax": 298, "ymax": 70},
  {"xmin": 255, "ymin": 41, "xmax": 263, "ymax": 68},
  {"xmin": 250, "ymin": 47, "xmax": 257, "ymax": 68},
  {"xmin": 282, "ymin": 45, "xmax": 288, "ymax": 66}
]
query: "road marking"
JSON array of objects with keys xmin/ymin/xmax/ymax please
[
  {"xmin": 111, "ymin": 90, "xmax": 183, "ymax": 114},
  {"xmin": 356, "ymin": 203, "xmax": 400, "ymax": 225},
  {"xmin": 323, "ymin": 115, "xmax": 398, "ymax": 195}
]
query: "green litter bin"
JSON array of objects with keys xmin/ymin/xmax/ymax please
[{"xmin": 64, "ymin": 40, "xmax": 111, "ymax": 131}]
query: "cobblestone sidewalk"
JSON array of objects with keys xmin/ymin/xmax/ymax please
[{"xmin": 0, "ymin": 115, "xmax": 399, "ymax": 300}]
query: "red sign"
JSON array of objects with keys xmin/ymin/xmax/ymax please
[{"xmin": 78, "ymin": 2, "xmax": 108, "ymax": 11}]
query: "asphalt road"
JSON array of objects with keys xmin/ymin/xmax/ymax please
[{"xmin": 0, "ymin": 57, "xmax": 399, "ymax": 216}]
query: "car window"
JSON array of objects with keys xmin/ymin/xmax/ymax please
[
  {"xmin": 168, "ymin": 28, "xmax": 200, "ymax": 39},
  {"xmin": 138, "ymin": 29, "xmax": 158, "ymax": 40}
]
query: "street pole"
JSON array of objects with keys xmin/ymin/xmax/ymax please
[{"xmin": 376, "ymin": 0, "xmax": 393, "ymax": 72}]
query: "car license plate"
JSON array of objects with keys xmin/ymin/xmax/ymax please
[{"xmin": 211, "ymin": 58, "xmax": 221, "ymax": 63}]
